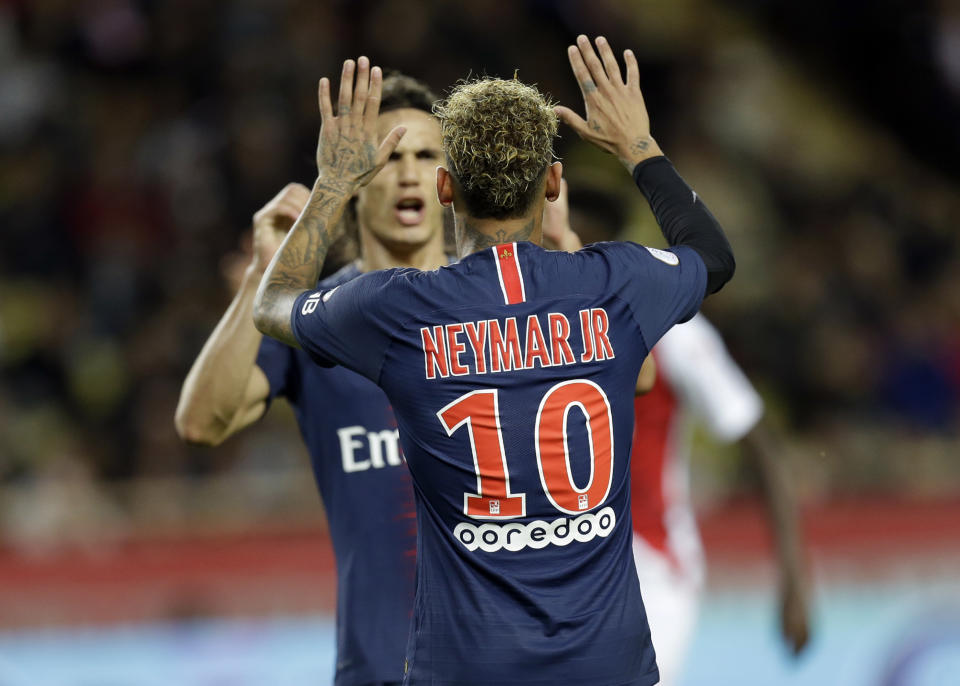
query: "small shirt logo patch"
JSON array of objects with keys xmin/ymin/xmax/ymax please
[
  {"xmin": 322, "ymin": 286, "xmax": 340, "ymax": 303},
  {"xmin": 301, "ymin": 293, "xmax": 321, "ymax": 315},
  {"xmin": 499, "ymin": 248, "xmax": 513, "ymax": 260},
  {"xmin": 645, "ymin": 247, "xmax": 679, "ymax": 266}
]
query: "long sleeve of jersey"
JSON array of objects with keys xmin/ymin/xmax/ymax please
[{"xmin": 632, "ymin": 156, "xmax": 735, "ymax": 294}]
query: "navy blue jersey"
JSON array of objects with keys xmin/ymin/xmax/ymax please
[
  {"xmin": 291, "ymin": 242, "xmax": 706, "ymax": 686},
  {"xmin": 257, "ymin": 263, "xmax": 416, "ymax": 686}
]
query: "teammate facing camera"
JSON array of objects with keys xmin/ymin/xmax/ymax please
[
  {"xmin": 253, "ymin": 37, "xmax": 734, "ymax": 686},
  {"xmin": 176, "ymin": 72, "xmax": 448, "ymax": 686}
]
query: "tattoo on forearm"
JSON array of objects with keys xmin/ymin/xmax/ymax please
[
  {"xmin": 461, "ymin": 217, "xmax": 536, "ymax": 252},
  {"xmin": 256, "ymin": 180, "xmax": 350, "ymax": 345}
]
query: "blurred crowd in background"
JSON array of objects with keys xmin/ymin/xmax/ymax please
[{"xmin": 1, "ymin": 0, "xmax": 959, "ymax": 549}]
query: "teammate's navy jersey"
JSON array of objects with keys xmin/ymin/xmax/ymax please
[
  {"xmin": 290, "ymin": 242, "xmax": 706, "ymax": 686},
  {"xmin": 257, "ymin": 262, "xmax": 416, "ymax": 686}
]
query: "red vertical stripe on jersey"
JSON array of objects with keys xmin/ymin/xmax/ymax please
[
  {"xmin": 492, "ymin": 243, "xmax": 525, "ymax": 305},
  {"xmin": 631, "ymin": 351, "xmax": 677, "ymax": 557}
]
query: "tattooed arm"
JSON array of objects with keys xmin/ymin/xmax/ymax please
[
  {"xmin": 252, "ymin": 177, "xmax": 352, "ymax": 347},
  {"xmin": 253, "ymin": 57, "xmax": 406, "ymax": 346}
]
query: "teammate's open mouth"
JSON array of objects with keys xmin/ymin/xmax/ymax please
[{"xmin": 395, "ymin": 198, "xmax": 425, "ymax": 226}]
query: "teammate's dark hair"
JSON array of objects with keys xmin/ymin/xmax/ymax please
[{"xmin": 380, "ymin": 72, "xmax": 438, "ymax": 115}]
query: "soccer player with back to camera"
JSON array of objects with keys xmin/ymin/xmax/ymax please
[
  {"xmin": 175, "ymin": 75, "xmax": 448, "ymax": 686},
  {"xmin": 253, "ymin": 36, "xmax": 734, "ymax": 685}
]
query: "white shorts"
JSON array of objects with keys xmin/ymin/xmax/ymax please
[{"xmin": 632, "ymin": 534, "xmax": 702, "ymax": 686}]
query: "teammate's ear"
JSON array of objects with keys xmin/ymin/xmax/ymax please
[
  {"xmin": 545, "ymin": 162, "xmax": 563, "ymax": 202},
  {"xmin": 436, "ymin": 166, "xmax": 454, "ymax": 207}
]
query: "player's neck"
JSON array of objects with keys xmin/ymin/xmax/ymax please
[
  {"xmin": 358, "ymin": 234, "xmax": 448, "ymax": 273},
  {"xmin": 454, "ymin": 212, "xmax": 543, "ymax": 258}
]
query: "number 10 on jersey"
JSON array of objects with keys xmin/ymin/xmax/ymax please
[{"xmin": 437, "ymin": 380, "xmax": 614, "ymax": 519}]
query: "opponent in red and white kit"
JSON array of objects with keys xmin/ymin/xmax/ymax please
[{"xmin": 631, "ymin": 313, "xmax": 763, "ymax": 685}]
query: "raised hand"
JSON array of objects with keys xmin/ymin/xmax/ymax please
[
  {"xmin": 316, "ymin": 56, "xmax": 406, "ymax": 188},
  {"xmin": 254, "ymin": 57, "xmax": 404, "ymax": 348},
  {"xmin": 555, "ymin": 35, "xmax": 663, "ymax": 171},
  {"xmin": 251, "ymin": 183, "xmax": 311, "ymax": 271}
]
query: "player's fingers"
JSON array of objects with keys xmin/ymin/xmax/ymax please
[
  {"xmin": 318, "ymin": 78, "xmax": 333, "ymax": 121},
  {"xmin": 270, "ymin": 198, "xmax": 305, "ymax": 220},
  {"xmin": 595, "ymin": 36, "xmax": 623, "ymax": 85},
  {"xmin": 624, "ymin": 49, "xmax": 639, "ymax": 88},
  {"xmin": 273, "ymin": 208, "xmax": 301, "ymax": 225},
  {"xmin": 788, "ymin": 625, "xmax": 807, "ymax": 655},
  {"xmin": 373, "ymin": 125, "xmax": 407, "ymax": 168},
  {"xmin": 288, "ymin": 185, "xmax": 312, "ymax": 205},
  {"xmin": 278, "ymin": 199, "xmax": 306, "ymax": 218},
  {"xmin": 794, "ymin": 619, "xmax": 810, "ymax": 654},
  {"xmin": 781, "ymin": 593, "xmax": 810, "ymax": 655},
  {"xmin": 338, "ymin": 59, "xmax": 355, "ymax": 116},
  {"xmin": 365, "ymin": 65, "xmax": 383, "ymax": 126},
  {"xmin": 283, "ymin": 181, "xmax": 310, "ymax": 194},
  {"xmin": 554, "ymin": 105, "xmax": 590, "ymax": 137},
  {"xmin": 283, "ymin": 199, "xmax": 308, "ymax": 217},
  {"xmin": 576, "ymin": 35, "xmax": 609, "ymax": 89},
  {"xmin": 353, "ymin": 56, "xmax": 370, "ymax": 118},
  {"xmin": 567, "ymin": 45, "xmax": 599, "ymax": 101},
  {"xmin": 280, "ymin": 182, "xmax": 310, "ymax": 200}
]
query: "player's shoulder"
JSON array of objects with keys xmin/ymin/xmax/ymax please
[
  {"xmin": 580, "ymin": 240, "xmax": 693, "ymax": 267},
  {"xmin": 320, "ymin": 263, "xmax": 423, "ymax": 297},
  {"xmin": 317, "ymin": 263, "xmax": 457, "ymax": 319},
  {"xmin": 526, "ymin": 241, "xmax": 691, "ymax": 291}
]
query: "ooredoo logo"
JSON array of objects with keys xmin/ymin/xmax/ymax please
[{"xmin": 453, "ymin": 507, "xmax": 616, "ymax": 552}]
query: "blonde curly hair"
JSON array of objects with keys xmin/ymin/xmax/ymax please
[{"xmin": 434, "ymin": 78, "xmax": 558, "ymax": 219}]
